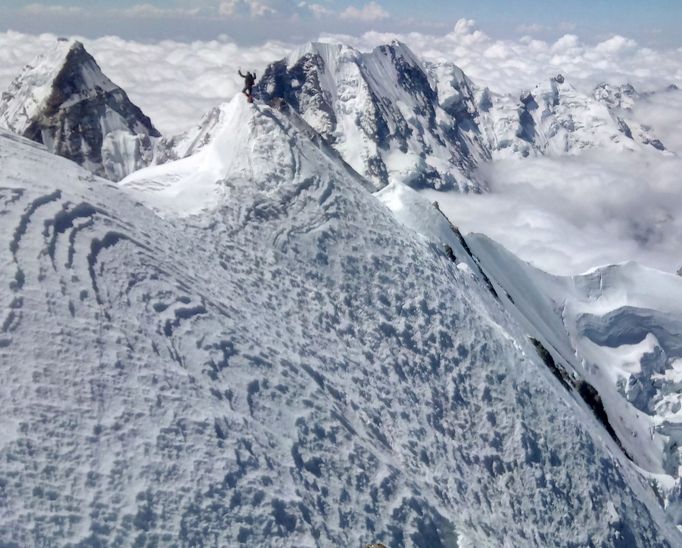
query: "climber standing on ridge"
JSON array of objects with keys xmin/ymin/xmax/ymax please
[{"xmin": 239, "ymin": 68, "xmax": 256, "ymax": 103}]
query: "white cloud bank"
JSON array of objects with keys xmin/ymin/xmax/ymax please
[
  {"xmin": 120, "ymin": 4, "xmax": 202, "ymax": 18},
  {"xmin": 0, "ymin": 20, "xmax": 681, "ymax": 275},
  {"xmin": 218, "ymin": 0, "xmax": 277, "ymax": 18},
  {"xmin": 423, "ymin": 147, "xmax": 682, "ymax": 275},
  {"xmin": 20, "ymin": 3, "xmax": 85, "ymax": 16}
]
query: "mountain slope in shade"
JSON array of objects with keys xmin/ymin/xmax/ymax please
[
  {"xmin": 1, "ymin": 96, "xmax": 680, "ymax": 546},
  {"xmin": 256, "ymin": 41, "xmax": 490, "ymax": 192},
  {"xmin": 0, "ymin": 39, "xmax": 160, "ymax": 181},
  {"xmin": 152, "ymin": 106, "xmax": 224, "ymax": 165}
]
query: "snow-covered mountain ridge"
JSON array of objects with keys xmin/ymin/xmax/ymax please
[
  {"xmin": 466, "ymin": 235, "xmax": 682, "ymax": 520},
  {"xmin": 174, "ymin": 40, "xmax": 668, "ymax": 189},
  {"xmin": 1, "ymin": 38, "xmax": 670, "ymax": 189},
  {"xmin": 2, "ymin": 96, "xmax": 681, "ymax": 545},
  {"xmin": 473, "ymin": 75, "xmax": 668, "ymax": 158},
  {"xmin": 2, "ymin": 37, "xmax": 682, "ymax": 546},
  {"xmin": 254, "ymin": 41, "xmax": 490, "ymax": 192},
  {"xmin": 379, "ymin": 181, "xmax": 682, "ymax": 531}
]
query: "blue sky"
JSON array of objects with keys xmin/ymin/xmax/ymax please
[{"xmin": 0, "ymin": 0, "xmax": 681, "ymax": 46}]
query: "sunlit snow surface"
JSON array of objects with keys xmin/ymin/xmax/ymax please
[
  {"xmin": 381, "ymin": 182, "xmax": 682, "ymax": 531},
  {"xmin": 1, "ymin": 98, "xmax": 680, "ymax": 546}
]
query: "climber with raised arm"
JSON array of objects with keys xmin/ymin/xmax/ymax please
[{"xmin": 238, "ymin": 68, "xmax": 256, "ymax": 102}]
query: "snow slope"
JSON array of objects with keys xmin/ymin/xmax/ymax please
[
  {"xmin": 121, "ymin": 96, "xmax": 373, "ymax": 216},
  {"xmin": 152, "ymin": 106, "xmax": 224, "ymax": 165},
  {"xmin": 0, "ymin": 38, "xmax": 159, "ymax": 181},
  {"xmin": 460, "ymin": 232, "xmax": 682, "ymax": 528},
  {"xmin": 1, "ymin": 96, "xmax": 681, "ymax": 546}
]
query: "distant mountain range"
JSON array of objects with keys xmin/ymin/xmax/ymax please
[{"xmin": 1, "ymin": 39, "xmax": 670, "ymax": 187}]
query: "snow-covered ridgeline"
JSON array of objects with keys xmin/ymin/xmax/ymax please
[
  {"xmin": 467, "ymin": 236, "xmax": 682, "ymax": 523},
  {"xmin": 1, "ymin": 96, "xmax": 680, "ymax": 545},
  {"xmin": 0, "ymin": 38, "xmax": 671, "ymax": 190},
  {"xmin": 255, "ymin": 41, "xmax": 490, "ymax": 192},
  {"xmin": 472, "ymin": 76, "xmax": 668, "ymax": 158},
  {"xmin": 380, "ymin": 179, "xmax": 682, "ymax": 531},
  {"xmin": 0, "ymin": 35, "xmax": 681, "ymax": 546}
]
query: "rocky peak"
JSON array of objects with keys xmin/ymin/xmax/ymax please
[
  {"xmin": 257, "ymin": 41, "xmax": 488, "ymax": 192},
  {"xmin": 593, "ymin": 82, "xmax": 640, "ymax": 110},
  {"xmin": 0, "ymin": 39, "xmax": 160, "ymax": 181},
  {"xmin": 592, "ymin": 82, "xmax": 667, "ymax": 151}
]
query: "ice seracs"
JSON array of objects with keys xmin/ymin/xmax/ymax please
[
  {"xmin": 463, "ymin": 234, "xmax": 682, "ymax": 530},
  {"xmin": 0, "ymin": 39, "xmax": 160, "ymax": 181}
]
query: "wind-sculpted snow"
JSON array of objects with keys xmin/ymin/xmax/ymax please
[
  {"xmin": 464, "ymin": 234, "xmax": 682, "ymax": 531},
  {"xmin": 0, "ymin": 99, "xmax": 679, "ymax": 547}
]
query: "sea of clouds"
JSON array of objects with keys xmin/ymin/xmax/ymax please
[{"xmin": 1, "ymin": 20, "xmax": 681, "ymax": 275}]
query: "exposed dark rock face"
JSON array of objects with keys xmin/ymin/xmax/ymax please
[
  {"xmin": 529, "ymin": 337, "xmax": 633, "ymax": 462},
  {"xmin": 256, "ymin": 53, "xmax": 338, "ymax": 143},
  {"xmin": 516, "ymin": 91, "xmax": 539, "ymax": 145},
  {"xmin": 256, "ymin": 41, "xmax": 489, "ymax": 192},
  {"xmin": 0, "ymin": 40, "xmax": 160, "ymax": 181}
]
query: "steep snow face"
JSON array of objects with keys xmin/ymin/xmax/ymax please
[
  {"xmin": 430, "ymin": 61, "xmax": 484, "ymax": 135},
  {"xmin": 1, "ymin": 103, "xmax": 680, "ymax": 546},
  {"xmin": 122, "ymin": 96, "xmax": 373, "ymax": 216},
  {"xmin": 477, "ymin": 76, "xmax": 667, "ymax": 158},
  {"xmin": 0, "ymin": 39, "xmax": 160, "ymax": 181},
  {"xmin": 460, "ymin": 233, "xmax": 682, "ymax": 529},
  {"xmin": 256, "ymin": 41, "xmax": 489, "ymax": 192}
]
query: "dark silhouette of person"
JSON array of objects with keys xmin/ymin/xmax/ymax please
[{"xmin": 239, "ymin": 69, "xmax": 256, "ymax": 99}]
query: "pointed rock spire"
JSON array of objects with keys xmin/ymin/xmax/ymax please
[{"xmin": 0, "ymin": 39, "xmax": 160, "ymax": 181}]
